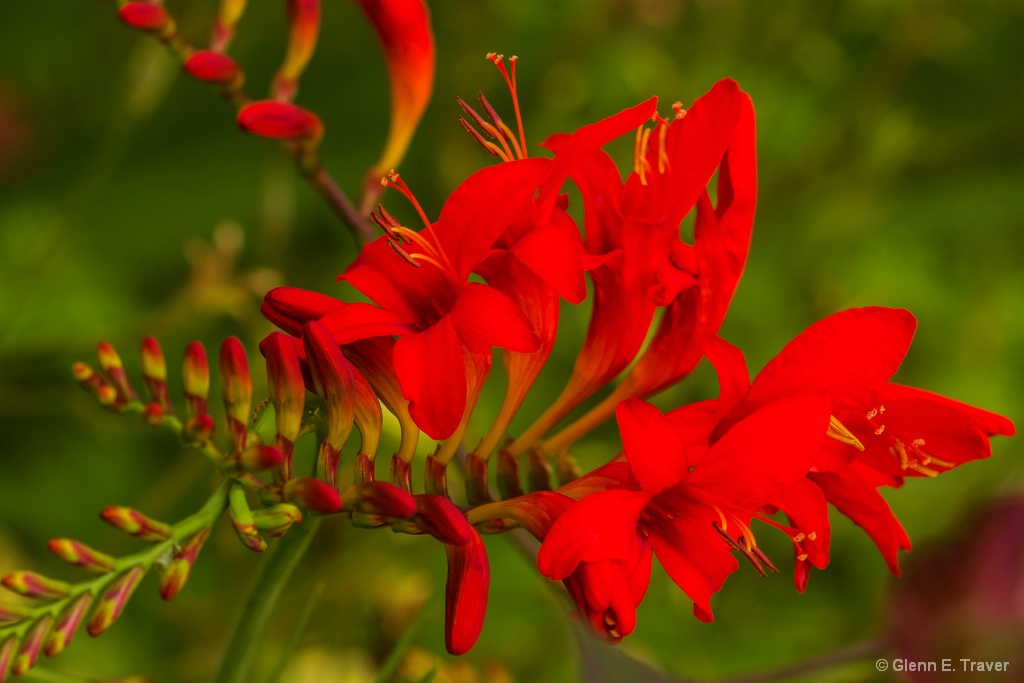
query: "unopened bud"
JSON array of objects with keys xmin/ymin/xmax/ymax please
[
  {"xmin": 219, "ymin": 337, "xmax": 252, "ymax": 452},
  {"xmin": 0, "ymin": 638, "xmax": 16, "ymax": 678},
  {"xmin": 237, "ymin": 444, "xmax": 283, "ymax": 472},
  {"xmin": 252, "ymin": 504, "xmax": 303, "ymax": 537},
  {"xmin": 140, "ymin": 337, "xmax": 172, "ymax": 412},
  {"xmin": 342, "ymin": 482, "xmax": 416, "ymax": 519},
  {"xmin": 184, "ymin": 50, "xmax": 242, "ymax": 85},
  {"xmin": 182, "ymin": 342, "xmax": 210, "ymax": 419},
  {"xmin": 87, "ymin": 566, "xmax": 145, "ymax": 637},
  {"xmin": 283, "ymin": 477, "xmax": 342, "ymax": 514},
  {"xmin": 11, "ymin": 614, "xmax": 51, "ymax": 676},
  {"xmin": 44, "ymin": 594, "xmax": 91, "ymax": 658},
  {"xmin": 182, "ymin": 413, "xmax": 216, "ymax": 444},
  {"xmin": 1, "ymin": 571, "xmax": 70, "ymax": 600},
  {"xmin": 0, "ymin": 603, "xmax": 32, "ymax": 625},
  {"xmin": 159, "ymin": 530, "xmax": 208, "ymax": 601},
  {"xmin": 101, "ymin": 506, "xmax": 172, "ymax": 541},
  {"xmin": 274, "ymin": 0, "xmax": 320, "ymax": 101},
  {"xmin": 96, "ymin": 341, "xmax": 137, "ymax": 403},
  {"xmin": 413, "ymin": 495, "xmax": 472, "ymax": 546},
  {"xmin": 238, "ymin": 101, "xmax": 323, "ymax": 142},
  {"xmin": 48, "ymin": 539, "xmax": 116, "ymax": 574},
  {"xmin": 118, "ymin": 2, "xmax": 172, "ymax": 33}
]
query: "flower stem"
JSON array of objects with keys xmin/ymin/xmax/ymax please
[
  {"xmin": 211, "ymin": 515, "xmax": 321, "ymax": 683},
  {"xmin": 714, "ymin": 637, "xmax": 887, "ymax": 683}
]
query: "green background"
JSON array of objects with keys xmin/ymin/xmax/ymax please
[{"xmin": 0, "ymin": 1, "xmax": 1021, "ymax": 681}]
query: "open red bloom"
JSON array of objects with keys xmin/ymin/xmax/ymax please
[
  {"xmin": 339, "ymin": 159, "xmax": 549, "ymax": 440},
  {"xmin": 539, "ymin": 393, "xmax": 830, "ymax": 622},
  {"xmin": 700, "ymin": 307, "xmax": 1016, "ymax": 584}
]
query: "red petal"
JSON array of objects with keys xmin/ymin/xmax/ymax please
[
  {"xmin": 118, "ymin": 3, "xmax": 169, "ymax": 30},
  {"xmin": 809, "ymin": 462, "xmax": 911, "ymax": 575},
  {"xmin": 616, "ymin": 398, "xmax": 689, "ymax": 495},
  {"xmin": 646, "ymin": 492, "xmax": 740, "ymax": 620},
  {"xmin": 449, "ymin": 283, "xmax": 539, "ymax": 353},
  {"xmin": 444, "ymin": 528, "xmax": 489, "ymax": 655},
  {"xmin": 435, "ymin": 158, "xmax": 553, "ymax": 280},
  {"xmin": 317, "ymin": 302, "xmax": 411, "ymax": 344},
  {"xmin": 883, "ymin": 383, "xmax": 1015, "ymax": 437},
  {"xmin": 393, "ymin": 317, "xmax": 466, "ymax": 440},
  {"xmin": 691, "ymin": 393, "xmax": 832, "ymax": 509},
  {"xmin": 355, "ymin": 0, "xmax": 435, "ymax": 182},
  {"xmin": 510, "ymin": 223, "xmax": 588, "ymax": 304},
  {"xmin": 537, "ymin": 489, "xmax": 650, "ymax": 580},
  {"xmin": 703, "ymin": 335, "xmax": 751, "ymax": 415},
  {"xmin": 262, "ymin": 286, "xmax": 346, "ymax": 336},
  {"xmin": 747, "ymin": 307, "xmax": 917, "ymax": 409},
  {"xmin": 538, "ymin": 97, "xmax": 658, "ymax": 217}
]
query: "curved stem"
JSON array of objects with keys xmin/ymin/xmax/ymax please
[{"xmin": 212, "ymin": 515, "xmax": 321, "ymax": 683}]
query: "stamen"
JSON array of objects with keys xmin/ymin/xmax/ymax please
[
  {"xmin": 633, "ymin": 126, "xmax": 644, "ymax": 177},
  {"xmin": 796, "ymin": 553, "xmax": 809, "ymax": 562},
  {"xmin": 390, "ymin": 226, "xmax": 444, "ymax": 262},
  {"xmin": 827, "ymin": 415, "xmax": 865, "ymax": 451},
  {"xmin": 672, "ymin": 102, "xmax": 686, "ymax": 119},
  {"xmin": 657, "ymin": 121, "xmax": 669, "ymax": 174},
  {"xmin": 807, "ymin": 531, "xmax": 817, "ymax": 541},
  {"xmin": 712, "ymin": 505, "xmax": 728, "ymax": 531},
  {"xmin": 477, "ymin": 93, "xmax": 521, "ymax": 160},
  {"xmin": 458, "ymin": 116, "xmax": 506, "ymax": 160},
  {"xmin": 792, "ymin": 532, "xmax": 806, "ymax": 543},
  {"xmin": 486, "ymin": 53, "xmax": 527, "ymax": 158},
  {"xmin": 371, "ymin": 206, "xmax": 399, "ymax": 239},
  {"xmin": 384, "ymin": 171, "xmax": 433, "ymax": 232},
  {"xmin": 891, "ymin": 440, "xmax": 910, "ymax": 470},
  {"xmin": 921, "ymin": 452, "xmax": 954, "ymax": 468},
  {"xmin": 751, "ymin": 545, "xmax": 779, "ymax": 574},
  {"xmin": 908, "ymin": 461, "xmax": 940, "ymax": 478},
  {"xmin": 387, "ymin": 238, "xmax": 421, "ymax": 267},
  {"xmin": 714, "ymin": 522, "xmax": 767, "ymax": 577}
]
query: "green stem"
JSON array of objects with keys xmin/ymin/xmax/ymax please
[
  {"xmin": 212, "ymin": 515, "xmax": 321, "ymax": 683},
  {"xmin": 714, "ymin": 637, "xmax": 887, "ymax": 683}
]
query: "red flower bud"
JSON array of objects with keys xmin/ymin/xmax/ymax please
[
  {"xmin": 10, "ymin": 614, "xmax": 51, "ymax": 676},
  {"xmin": 118, "ymin": 2, "xmax": 170, "ymax": 32},
  {"xmin": 238, "ymin": 101, "xmax": 322, "ymax": 141},
  {"xmin": 413, "ymin": 495, "xmax": 472, "ymax": 546},
  {"xmin": 160, "ymin": 530, "xmax": 208, "ymax": 601},
  {"xmin": 219, "ymin": 337, "xmax": 252, "ymax": 452},
  {"xmin": 88, "ymin": 566, "xmax": 145, "ymax": 637},
  {"xmin": 274, "ymin": 0, "xmax": 320, "ymax": 101},
  {"xmin": 96, "ymin": 341, "xmax": 137, "ymax": 403},
  {"xmin": 444, "ymin": 528, "xmax": 489, "ymax": 655},
  {"xmin": 44, "ymin": 594, "xmax": 91, "ymax": 658},
  {"xmin": 0, "ymin": 603, "xmax": 31, "ymax": 625},
  {"xmin": 264, "ymin": 332, "xmax": 307, "ymax": 477},
  {"xmin": 237, "ymin": 444, "xmax": 284, "ymax": 472},
  {"xmin": 283, "ymin": 477, "xmax": 342, "ymax": 514},
  {"xmin": 0, "ymin": 636, "xmax": 16, "ymax": 678},
  {"xmin": 342, "ymin": 482, "xmax": 416, "ymax": 519},
  {"xmin": 1, "ymin": 571, "xmax": 70, "ymax": 600},
  {"xmin": 183, "ymin": 50, "xmax": 242, "ymax": 85},
  {"xmin": 182, "ymin": 341, "xmax": 210, "ymax": 419},
  {"xmin": 47, "ymin": 539, "xmax": 116, "ymax": 574},
  {"xmin": 101, "ymin": 506, "xmax": 172, "ymax": 541}
]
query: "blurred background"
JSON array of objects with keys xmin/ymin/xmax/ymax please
[{"xmin": 1, "ymin": 0, "xmax": 1022, "ymax": 681}]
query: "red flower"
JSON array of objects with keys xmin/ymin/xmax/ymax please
[
  {"xmin": 538, "ymin": 393, "xmax": 831, "ymax": 622},
  {"xmin": 338, "ymin": 160, "xmax": 550, "ymax": 440},
  {"xmin": 510, "ymin": 79, "xmax": 756, "ymax": 456},
  {"xmin": 700, "ymin": 307, "xmax": 1016, "ymax": 584}
]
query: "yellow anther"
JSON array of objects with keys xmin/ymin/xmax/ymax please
[{"xmin": 826, "ymin": 415, "xmax": 865, "ymax": 451}]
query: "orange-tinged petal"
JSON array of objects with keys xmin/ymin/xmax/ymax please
[{"xmin": 355, "ymin": 0, "xmax": 435, "ymax": 202}]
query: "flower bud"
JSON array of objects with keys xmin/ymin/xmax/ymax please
[
  {"xmin": 283, "ymin": 477, "xmax": 342, "ymax": 514},
  {"xmin": 444, "ymin": 529, "xmax": 489, "ymax": 655},
  {"xmin": 264, "ymin": 332, "xmax": 307, "ymax": 480},
  {"xmin": 140, "ymin": 337, "xmax": 172, "ymax": 413},
  {"xmin": 11, "ymin": 614, "xmax": 52, "ymax": 676},
  {"xmin": 236, "ymin": 444, "xmax": 283, "ymax": 473},
  {"xmin": 87, "ymin": 566, "xmax": 145, "ymax": 637},
  {"xmin": 47, "ymin": 539, "xmax": 116, "ymax": 574},
  {"xmin": 159, "ymin": 530, "xmax": 208, "ymax": 601},
  {"xmin": 182, "ymin": 413, "xmax": 215, "ymax": 443},
  {"xmin": 237, "ymin": 101, "xmax": 323, "ymax": 142},
  {"xmin": 1, "ymin": 572, "xmax": 70, "ymax": 600},
  {"xmin": 118, "ymin": 2, "xmax": 171, "ymax": 32},
  {"xmin": 252, "ymin": 504, "xmax": 303, "ymax": 537},
  {"xmin": 303, "ymin": 321, "xmax": 357, "ymax": 486},
  {"xmin": 183, "ymin": 50, "xmax": 242, "ymax": 86},
  {"xmin": 96, "ymin": 341, "xmax": 137, "ymax": 404},
  {"xmin": 0, "ymin": 603, "xmax": 31, "ymax": 625},
  {"xmin": 220, "ymin": 337, "xmax": 252, "ymax": 453},
  {"xmin": 44, "ymin": 594, "xmax": 91, "ymax": 658},
  {"xmin": 413, "ymin": 495, "xmax": 472, "ymax": 546},
  {"xmin": 101, "ymin": 506, "xmax": 172, "ymax": 541},
  {"xmin": 0, "ymin": 637, "xmax": 16, "ymax": 679},
  {"xmin": 342, "ymin": 482, "xmax": 416, "ymax": 519},
  {"xmin": 183, "ymin": 342, "xmax": 210, "ymax": 420}
]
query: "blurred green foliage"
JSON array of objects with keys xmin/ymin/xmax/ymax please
[{"xmin": 0, "ymin": 0, "xmax": 1021, "ymax": 681}]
